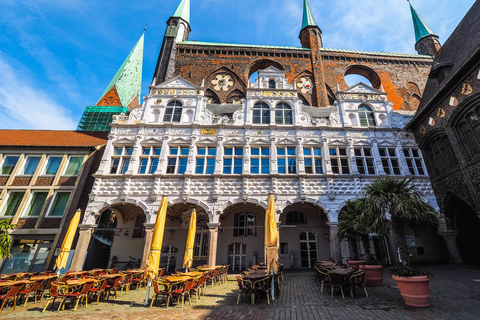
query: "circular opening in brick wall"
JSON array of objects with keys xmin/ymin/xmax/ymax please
[{"xmin": 344, "ymin": 65, "xmax": 381, "ymax": 89}]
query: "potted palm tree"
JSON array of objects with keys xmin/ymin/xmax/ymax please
[
  {"xmin": 0, "ymin": 218, "xmax": 16, "ymax": 259},
  {"xmin": 338, "ymin": 198, "xmax": 387, "ymax": 285},
  {"xmin": 364, "ymin": 177, "xmax": 439, "ymax": 307}
]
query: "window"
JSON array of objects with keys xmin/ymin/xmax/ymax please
[
  {"xmin": 160, "ymin": 245, "xmax": 178, "ymax": 272},
  {"xmin": 23, "ymin": 191, "xmax": 48, "ymax": 217},
  {"xmin": 454, "ymin": 109, "xmax": 480, "ymax": 160},
  {"xmin": 280, "ymin": 243, "xmax": 289, "ymax": 255},
  {"xmin": 1, "ymin": 156, "xmax": 20, "ymax": 175},
  {"xmin": 252, "ymin": 102, "xmax": 270, "ymax": 124},
  {"xmin": 355, "ymin": 147, "xmax": 376, "ymax": 175},
  {"xmin": 379, "ymin": 147, "xmax": 401, "ymax": 175},
  {"xmin": 300, "ymin": 232, "xmax": 318, "ymax": 268},
  {"xmin": 194, "ymin": 231, "xmax": 210, "ymax": 257},
  {"xmin": 358, "ymin": 105, "xmax": 376, "ymax": 127},
  {"xmin": 132, "ymin": 214, "xmax": 146, "ymax": 238},
  {"xmin": 403, "ymin": 148, "xmax": 426, "ymax": 175},
  {"xmin": 250, "ymin": 147, "xmax": 270, "ymax": 174},
  {"xmin": 195, "ymin": 147, "xmax": 216, "ymax": 174},
  {"xmin": 47, "ymin": 192, "xmax": 71, "ymax": 216},
  {"xmin": 223, "ymin": 147, "xmax": 243, "ymax": 174},
  {"xmin": 163, "ymin": 100, "xmax": 183, "ymax": 123},
  {"xmin": 64, "ymin": 156, "xmax": 84, "ymax": 176},
  {"xmin": 44, "ymin": 156, "xmax": 63, "ymax": 176},
  {"xmin": 234, "ymin": 213, "xmax": 255, "ymax": 237},
  {"xmin": 22, "ymin": 156, "xmax": 41, "ymax": 175},
  {"xmin": 304, "ymin": 147, "xmax": 323, "ymax": 174},
  {"xmin": 268, "ymin": 80, "xmax": 276, "ymax": 89},
  {"xmin": 110, "ymin": 146, "xmax": 133, "ymax": 174},
  {"xmin": 275, "ymin": 103, "xmax": 293, "ymax": 125},
  {"xmin": 166, "ymin": 146, "xmax": 189, "ymax": 174},
  {"xmin": 0, "ymin": 191, "xmax": 25, "ymax": 216},
  {"xmin": 423, "ymin": 134, "xmax": 457, "ymax": 176},
  {"xmin": 329, "ymin": 147, "xmax": 350, "ymax": 174},
  {"xmin": 277, "ymin": 146, "xmax": 296, "ymax": 174},
  {"xmin": 139, "ymin": 147, "xmax": 161, "ymax": 174},
  {"xmin": 228, "ymin": 243, "xmax": 246, "ymax": 271},
  {"xmin": 286, "ymin": 211, "xmax": 306, "ymax": 225}
]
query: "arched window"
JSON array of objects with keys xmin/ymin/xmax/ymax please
[
  {"xmin": 275, "ymin": 103, "xmax": 293, "ymax": 125},
  {"xmin": 163, "ymin": 100, "xmax": 183, "ymax": 123},
  {"xmin": 268, "ymin": 80, "xmax": 276, "ymax": 89},
  {"xmin": 228, "ymin": 243, "xmax": 246, "ymax": 271},
  {"xmin": 253, "ymin": 102, "xmax": 270, "ymax": 124},
  {"xmin": 286, "ymin": 211, "xmax": 306, "ymax": 225},
  {"xmin": 358, "ymin": 105, "xmax": 376, "ymax": 127},
  {"xmin": 455, "ymin": 109, "xmax": 480, "ymax": 160},
  {"xmin": 160, "ymin": 245, "xmax": 178, "ymax": 272},
  {"xmin": 423, "ymin": 133, "xmax": 458, "ymax": 176}
]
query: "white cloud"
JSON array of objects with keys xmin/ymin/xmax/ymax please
[{"xmin": 0, "ymin": 56, "xmax": 77, "ymax": 130}]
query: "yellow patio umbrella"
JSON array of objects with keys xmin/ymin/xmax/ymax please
[
  {"xmin": 144, "ymin": 196, "xmax": 168, "ymax": 281},
  {"xmin": 265, "ymin": 194, "xmax": 279, "ymax": 274},
  {"xmin": 54, "ymin": 209, "xmax": 81, "ymax": 271},
  {"xmin": 182, "ymin": 209, "xmax": 196, "ymax": 270}
]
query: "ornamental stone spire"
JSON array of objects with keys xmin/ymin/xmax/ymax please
[{"xmin": 409, "ymin": 1, "xmax": 441, "ymax": 57}]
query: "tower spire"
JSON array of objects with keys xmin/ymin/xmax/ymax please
[
  {"xmin": 302, "ymin": 0, "xmax": 317, "ymax": 30},
  {"xmin": 408, "ymin": 1, "xmax": 441, "ymax": 57},
  {"xmin": 173, "ymin": 0, "xmax": 190, "ymax": 24}
]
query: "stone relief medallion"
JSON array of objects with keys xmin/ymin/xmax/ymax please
[
  {"xmin": 156, "ymin": 98, "xmax": 162, "ymax": 104},
  {"xmin": 297, "ymin": 77, "xmax": 313, "ymax": 94},
  {"xmin": 212, "ymin": 74, "xmax": 234, "ymax": 91},
  {"xmin": 186, "ymin": 99, "xmax": 194, "ymax": 106}
]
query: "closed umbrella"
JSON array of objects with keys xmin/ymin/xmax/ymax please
[
  {"xmin": 144, "ymin": 196, "xmax": 168, "ymax": 306},
  {"xmin": 265, "ymin": 194, "xmax": 278, "ymax": 274},
  {"xmin": 54, "ymin": 209, "xmax": 81, "ymax": 272},
  {"xmin": 182, "ymin": 209, "xmax": 196, "ymax": 271}
]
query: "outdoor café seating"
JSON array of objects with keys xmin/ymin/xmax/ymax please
[
  {"xmin": 150, "ymin": 278, "xmax": 172, "ymax": 308},
  {"xmin": 0, "ymin": 281, "xmax": 25, "ymax": 311},
  {"xmin": 18, "ymin": 277, "xmax": 45, "ymax": 306}
]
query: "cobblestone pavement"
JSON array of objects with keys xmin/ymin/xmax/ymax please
[{"xmin": 2, "ymin": 264, "xmax": 480, "ymax": 320}]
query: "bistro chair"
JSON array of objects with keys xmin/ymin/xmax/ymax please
[
  {"xmin": 42, "ymin": 282, "xmax": 68, "ymax": 312},
  {"xmin": 105, "ymin": 276, "xmax": 123, "ymax": 299},
  {"xmin": 118, "ymin": 273, "xmax": 132, "ymax": 296},
  {"xmin": 251, "ymin": 277, "xmax": 273, "ymax": 305},
  {"xmin": 62, "ymin": 281, "xmax": 94, "ymax": 311},
  {"xmin": 329, "ymin": 273, "xmax": 348, "ymax": 299},
  {"xmin": 38, "ymin": 275, "xmax": 58, "ymax": 300},
  {"xmin": 19, "ymin": 278, "xmax": 45, "ymax": 306},
  {"xmin": 88, "ymin": 278, "xmax": 109, "ymax": 304},
  {"xmin": 236, "ymin": 276, "xmax": 252, "ymax": 304},
  {"xmin": 314, "ymin": 267, "xmax": 331, "ymax": 293},
  {"xmin": 349, "ymin": 269, "xmax": 368, "ymax": 298},
  {"xmin": 150, "ymin": 278, "xmax": 172, "ymax": 308},
  {"xmin": 170, "ymin": 278, "xmax": 194, "ymax": 307},
  {"xmin": 190, "ymin": 275, "xmax": 205, "ymax": 302},
  {"xmin": 0, "ymin": 282, "xmax": 25, "ymax": 311}
]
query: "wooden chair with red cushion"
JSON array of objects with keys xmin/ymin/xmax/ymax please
[
  {"xmin": 170, "ymin": 279, "xmax": 194, "ymax": 307},
  {"xmin": 18, "ymin": 278, "xmax": 45, "ymax": 306},
  {"xmin": 42, "ymin": 282, "xmax": 68, "ymax": 312}
]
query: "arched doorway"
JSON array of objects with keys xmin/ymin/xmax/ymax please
[
  {"xmin": 446, "ymin": 195, "xmax": 480, "ymax": 264},
  {"xmin": 279, "ymin": 203, "xmax": 330, "ymax": 269}
]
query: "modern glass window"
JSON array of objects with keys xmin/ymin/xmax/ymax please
[
  {"xmin": 1, "ymin": 156, "xmax": 20, "ymax": 175},
  {"xmin": 163, "ymin": 100, "xmax": 183, "ymax": 123},
  {"xmin": 286, "ymin": 211, "xmax": 306, "ymax": 225},
  {"xmin": 275, "ymin": 103, "xmax": 293, "ymax": 125},
  {"xmin": 64, "ymin": 156, "xmax": 84, "ymax": 176},
  {"xmin": 110, "ymin": 146, "xmax": 133, "ymax": 174},
  {"xmin": 24, "ymin": 191, "xmax": 48, "ymax": 217},
  {"xmin": 138, "ymin": 147, "xmax": 161, "ymax": 174},
  {"xmin": 44, "ymin": 156, "xmax": 63, "ymax": 176},
  {"xmin": 234, "ymin": 213, "xmax": 255, "ymax": 237},
  {"xmin": 223, "ymin": 147, "xmax": 243, "ymax": 174},
  {"xmin": 22, "ymin": 156, "xmax": 41, "ymax": 175},
  {"xmin": 250, "ymin": 147, "xmax": 270, "ymax": 174},
  {"xmin": 47, "ymin": 192, "xmax": 71, "ymax": 216},
  {"xmin": 268, "ymin": 80, "xmax": 276, "ymax": 89},
  {"xmin": 196, "ymin": 147, "xmax": 216, "ymax": 174},
  {"xmin": 403, "ymin": 148, "xmax": 426, "ymax": 175},
  {"xmin": 252, "ymin": 102, "xmax": 270, "ymax": 124},
  {"xmin": 379, "ymin": 147, "xmax": 401, "ymax": 175},
  {"xmin": 358, "ymin": 105, "xmax": 376, "ymax": 127},
  {"xmin": 166, "ymin": 146, "xmax": 189, "ymax": 174},
  {"xmin": 304, "ymin": 147, "xmax": 323, "ymax": 174},
  {"xmin": 277, "ymin": 146, "xmax": 297, "ymax": 174},
  {"xmin": 329, "ymin": 147, "xmax": 350, "ymax": 174},
  {"xmin": 0, "ymin": 191, "xmax": 26, "ymax": 216},
  {"xmin": 355, "ymin": 147, "xmax": 376, "ymax": 175}
]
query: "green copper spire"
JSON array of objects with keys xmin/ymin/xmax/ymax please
[
  {"xmin": 409, "ymin": 2, "xmax": 435, "ymax": 43},
  {"xmin": 173, "ymin": 0, "xmax": 190, "ymax": 23},
  {"xmin": 96, "ymin": 33, "xmax": 144, "ymax": 107},
  {"xmin": 302, "ymin": 0, "xmax": 317, "ymax": 29}
]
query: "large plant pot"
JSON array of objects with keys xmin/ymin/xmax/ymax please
[
  {"xmin": 347, "ymin": 260, "xmax": 365, "ymax": 269},
  {"xmin": 360, "ymin": 265, "xmax": 383, "ymax": 286},
  {"xmin": 392, "ymin": 275, "xmax": 430, "ymax": 307}
]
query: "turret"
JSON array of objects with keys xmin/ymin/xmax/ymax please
[{"xmin": 409, "ymin": 1, "xmax": 441, "ymax": 57}]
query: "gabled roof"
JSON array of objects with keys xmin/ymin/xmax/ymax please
[
  {"xmin": 96, "ymin": 33, "xmax": 144, "ymax": 107},
  {"xmin": 302, "ymin": 0, "xmax": 318, "ymax": 30},
  {"xmin": 155, "ymin": 75, "xmax": 198, "ymax": 89},
  {"xmin": 339, "ymin": 82, "xmax": 386, "ymax": 95},
  {"xmin": 0, "ymin": 130, "xmax": 108, "ymax": 148},
  {"xmin": 173, "ymin": 0, "xmax": 190, "ymax": 23},
  {"xmin": 409, "ymin": 2, "xmax": 435, "ymax": 43}
]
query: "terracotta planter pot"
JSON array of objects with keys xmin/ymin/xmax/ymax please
[
  {"xmin": 346, "ymin": 260, "xmax": 365, "ymax": 269},
  {"xmin": 392, "ymin": 275, "xmax": 430, "ymax": 307},
  {"xmin": 360, "ymin": 264, "xmax": 383, "ymax": 286}
]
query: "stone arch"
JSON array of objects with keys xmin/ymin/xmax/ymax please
[
  {"xmin": 205, "ymin": 89, "xmax": 220, "ymax": 104},
  {"xmin": 206, "ymin": 67, "xmax": 245, "ymax": 103},
  {"xmin": 247, "ymin": 59, "xmax": 285, "ymax": 79},
  {"xmin": 226, "ymin": 89, "xmax": 246, "ymax": 104},
  {"xmin": 446, "ymin": 92, "xmax": 480, "ymax": 127},
  {"xmin": 344, "ymin": 65, "xmax": 381, "ymax": 89},
  {"xmin": 277, "ymin": 198, "xmax": 329, "ymax": 221},
  {"xmin": 168, "ymin": 197, "xmax": 213, "ymax": 221},
  {"xmin": 220, "ymin": 198, "xmax": 268, "ymax": 213}
]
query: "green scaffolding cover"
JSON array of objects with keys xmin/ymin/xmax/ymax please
[{"xmin": 77, "ymin": 106, "xmax": 129, "ymax": 132}]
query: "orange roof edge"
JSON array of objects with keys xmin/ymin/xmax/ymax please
[{"xmin": 0, "ymin": 130, "xmax": 109, "ymax": 148}]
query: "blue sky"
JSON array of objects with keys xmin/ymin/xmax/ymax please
[{"xmin": 0, "ymin": 0, "xmax": 475, "ymax": 130}]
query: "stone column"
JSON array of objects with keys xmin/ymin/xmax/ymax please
[
  {"xmin": 141, "ymin": 223, "xmax": 156, "ymax": 268},
  {"xmin": 327, "ymin": 222, "xmax": 342, "ymax": 263},
  {"xmin": 438, "ymin": 230, "xmax": 464, "ymax": 264},
  {"xmin": 207, "ymin": 223, "xmax": 220, "ymax": 266},
  {"xmin": 70, "ymin": 224, "xmax": 96, "ymax": 271}
]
